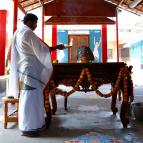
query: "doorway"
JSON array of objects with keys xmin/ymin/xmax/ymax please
[{"xmin": 68, "ymin": 35, "xmax": 89, "ymax": 63}]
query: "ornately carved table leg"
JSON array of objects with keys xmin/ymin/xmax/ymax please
[
  {"xmin": 111, "ymin": 84, "xmax": 118, "ymax": 115},
  {"xmin": 50, "ymin": 93, "xmax": 57, "ymax": 115},
  {"xmin": 64, "ymin": 96, "xmax": 68, "ymax": 111},
  {"xmin": 45, "ymin": 107, "xmax": 52, "ymax": 129},
  {"xmin": 111, "ymin": 93, "xmax": 118, "ymax": 115},
  {"xmin": 44, "ymin": 88, "xmax": 52, "ymax": 129},
  {"xmin": 120, "ymin": 101, "xmax": 130, "ymax": 128}
]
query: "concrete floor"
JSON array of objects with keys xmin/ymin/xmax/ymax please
[{"xmin": 0, "ymin": 85, "xmax": 143, "ymax": 143}]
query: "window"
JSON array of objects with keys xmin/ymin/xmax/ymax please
[
  {"xmin": 108, "ymin": 49, "xmax": 113, "ymax": 59},
  {"xmin": 120, "ymin": 47, "xmax": 130, "ymax": 58}
]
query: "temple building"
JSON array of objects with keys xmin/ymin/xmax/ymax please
[{"xmin": 0, "ymin": 0, "xmax": 143, "ymax": 142}]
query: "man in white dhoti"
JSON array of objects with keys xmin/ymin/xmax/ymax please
[{"xmin": 9, "ymin": 13, "xmax": 65, "ymax": 137}]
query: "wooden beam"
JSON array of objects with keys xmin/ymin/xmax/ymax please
[
  {"xmin": 12, "ymin": 0, "xmax": 26, "ymax": 14},
  {"xmin": 45, "ymin": 16, "xmax": 115, "ymax": 25},
  {"xmin": 18, "ymin": 4, "xmax": 27, "ymax": 14},
  {"xmin": 19, "ymin": 0, "xmax": 29, "ymax": 3},
  {"xmin": 23, "ymin": 1, "xmax": 39, "ymax": 8},
  {"xmin": 26, "ymin": 6, "xmax": 41, "ymax": 12}
]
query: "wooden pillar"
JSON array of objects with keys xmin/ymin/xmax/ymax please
[
  {"xmin": 0, "ymin": 10, "xmax": 7, "ymax": 75},
  {"xmin": 102, "ymin": 24, "xmax": 107, "ymax": 62},
  {"xmin": 42, "ymin": 5, "xmax": 45, "ymax": 41},
  {"xmin": 13, "ymin": 0, "xmax": 18, "ymax": 34},
  {"xmin": 116, "ymin": 9, "xmax": 119, "ymax": 62},
  {"xmin": 52, "ymin": 25, "xmax": 57, "ymax": 61}
]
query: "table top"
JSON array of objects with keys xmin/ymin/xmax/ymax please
[{"xmin": 51, "ymin": 62, "xmax": 126, "ymax": 83}]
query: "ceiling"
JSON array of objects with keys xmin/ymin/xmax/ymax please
[
  {"xmin": 107, "ymin": 0, "xmax": 143, "ymax": 15},
  {"xmin": 18, "ymin": 0, "xmax": 143, "ymax": 15}
]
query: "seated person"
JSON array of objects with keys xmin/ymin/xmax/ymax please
[{"xmin": 77, "ymin": 45, "xmax": 94, "ymax": 63}]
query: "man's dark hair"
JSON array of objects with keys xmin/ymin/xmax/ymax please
[{"xmin": 23, "ymin": 13, "xmax": 38, "ymax": 24}]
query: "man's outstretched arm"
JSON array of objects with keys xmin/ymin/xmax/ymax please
[
  {"xmin": 39, "ymin": 38, "xmax": 65, "ymax": 51},
  {"xmin": 49, "ymin": 44, "xmax": 65, "ymax": 51}
]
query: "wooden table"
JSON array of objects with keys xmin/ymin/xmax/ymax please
[{"xmin": 44, "ymin": 62, "xmax": 133, "ymax": 128}]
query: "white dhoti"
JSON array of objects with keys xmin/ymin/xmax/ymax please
[{"xmin": 9, "ymin": 25, "xmax": 53, "ymax": 132}]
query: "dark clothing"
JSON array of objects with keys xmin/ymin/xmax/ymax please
[{"xmin": 77, "ymin": 46, "xmax": 94, "ymax": 62}]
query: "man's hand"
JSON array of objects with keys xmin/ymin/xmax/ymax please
[
  {"xmin": 57, "ymin": 44, "xmax": 65, "ymax": 50},
  {"xmin": 50, "ymin": 44, "xmax": 67, "ymax": 51}
]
